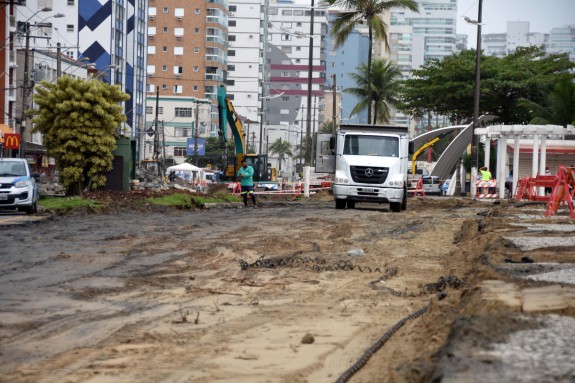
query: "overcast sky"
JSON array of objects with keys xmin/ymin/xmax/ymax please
[{"xmin": 457, "ymin": 0, "xmax": 575, "ymax": 48}]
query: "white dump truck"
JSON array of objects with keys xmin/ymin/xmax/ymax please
[{"xmin": 315, "ymin": 124, "xmax": 412, "ymax": 211}]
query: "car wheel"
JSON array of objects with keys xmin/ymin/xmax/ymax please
[
  {"xmin": 335, "ymin": 199, "xmax": 346, "ymax": 209},
  {"xmin": 346, "ymin": 200, "xmax": 355, "ymax": 209},
  {"xmin": 390, "ymin": 201, "xmax": 401, "ymax": 212},
  {"xmin": 401, "ymin": 187, "xmax": 407, "ymax": 210}
]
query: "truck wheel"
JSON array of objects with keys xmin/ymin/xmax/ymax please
[
  {"xmin": 346, "ymin": 200, "xmax": 356, "ymax": 209},
  {"xmin": 390, "ymin": 202, "xmax": 401, "ymax": 212},
  {"xmin": 335, "ymin": 199, "xmax": 346, "ymax": 209},
  {"xmin": 401, "ymin": 187, "xmax": 407, "ymax": 210}
]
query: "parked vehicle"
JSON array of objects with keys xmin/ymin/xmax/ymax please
[
  {"xmin": 0, "ymin": 158, "xmax": 40, "ymax": 214},
  {"xmin": 316, "ymin": 124, "xmax": 412, "ymax": 212},
  {"xmin": 421, "ymin": 176, "xmax": 442, "ymax": 195}
]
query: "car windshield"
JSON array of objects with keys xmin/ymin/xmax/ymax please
[
  {"xmin": 0, "ymin": 162, "xmax": 27, "ymax": 176},
  {"xmin": 343, "ymin": 135, "xmax": 399, "ymax": 157}
]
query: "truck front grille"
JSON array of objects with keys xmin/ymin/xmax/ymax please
[{"xmin": 350, "ymin": 166, "xmax": 389, "ymax": 184}]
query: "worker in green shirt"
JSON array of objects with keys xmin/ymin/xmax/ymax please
[{"xmin": 237, "ymin": 157, "xmax": 257, "ymax": 208}]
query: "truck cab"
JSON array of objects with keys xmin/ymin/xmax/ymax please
[{"xmin": 316, "ymin": 124, "xmax": 412, "ymax": 212}]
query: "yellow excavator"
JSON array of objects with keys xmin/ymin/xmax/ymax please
[
  {"xmin": 217, "ymin": 85, "xmax": 277, "ymax": 182},
  {"xmin": 411, "ymin": 133, "xmax": 448, "ymax": 176}
]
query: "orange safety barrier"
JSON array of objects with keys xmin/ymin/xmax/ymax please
[
  {"xmin": 514, "ymin": 177, "xmax": 530, "ymax": 200},
  {"xmin": 527, "ymin": 174, "xmax": 558, "ymax": 201},
  {"xmin": 545, "ymin": 165, "xmax": 575, "ymax": 218},
  {"xmin": 476, "ymin": 180, "xmax": 497, "ymax": 199},
  {"xmin": 228, "ymin": 182, "xmax": 241, "ymax": 195},
  {"xmin": 408, "ymin": 178, "xmax": 425, "ymax": 197}
]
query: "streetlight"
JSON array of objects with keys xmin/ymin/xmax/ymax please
[
  {"xmin": 90, "ymin": 64, "xmax": 119, "ymax": 82},
  {"xmin": 466, "ymin": 0, "xmax": 483, "ymax": 198}
]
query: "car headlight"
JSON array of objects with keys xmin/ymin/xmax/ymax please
[{"xmin": 15, "ymin": 180, "xmax": 30, "ymax": 188}]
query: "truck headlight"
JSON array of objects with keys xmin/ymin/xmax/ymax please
[
  {"xmin": 336, "ymin": 177, "xmax": 349, "ymax": 183},
  {"xmin": 388, "ymin": 180, "xmax": 404, "ymax": 187},
  {"xmin": 15, "ymin": 180, "xmax": 30, "ymax": 188}
]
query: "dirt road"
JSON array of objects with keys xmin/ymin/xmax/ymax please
[{"xmin": 1, "ymin": 194, "xmax": 574, "ymax": 382}]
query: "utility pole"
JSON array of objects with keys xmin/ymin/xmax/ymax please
[
  {"xmin": 153, "ymin": 87, "xmax": 160, "ymax": 175},
  {"xmin": 19, "ymin": 21, "xmax": 31, "ymax": 158},
  {"xmin": 332, "ymin": 74, "xmax": 337, "ymax": 133},
  {"xmin": 56, "ymin": 42, "xmax": 61, "ymax": 78},
  {"xmin": 194, "ymin": 102, "xmax": 200, "ymax": 165},
  {"xmin": 303, "ymin": 0, "xmax": 315, "ymax": 197}
]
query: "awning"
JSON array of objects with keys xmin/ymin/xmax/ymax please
[{"xmin": 0, "ymin": 124, "xmax": 14, "ymax": 144}]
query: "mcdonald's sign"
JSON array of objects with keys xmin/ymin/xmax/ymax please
[{"xmin": 3, "ymin": 133, "xmax": 21, "ymax": 149}]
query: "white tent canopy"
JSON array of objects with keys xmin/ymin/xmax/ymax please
[
  {"xmin": 166, "ymin": 163, "xmax": 205, "ymax": 184},
  {"xmin": 166, "ymin": 162, "xmax": 203, "ymax": 174}
]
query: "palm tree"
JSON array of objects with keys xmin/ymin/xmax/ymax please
[
  {"xmin": 346, "ymin": 58, "xmax": 402, "ymax": 123},
  {"xmin": 328, "ymin": 0, "xmax": 418, "ymax": 124},
  {"xmin": 268, "ymin": 138, "xmax": 294, "ymax": 172},
  {"xmin": 319, "ymin": 120, "xmax": 336, "ymax": 133},
  {"xmin": 518, "ymin": 76, "xmax": 575, "ymax": 126}
]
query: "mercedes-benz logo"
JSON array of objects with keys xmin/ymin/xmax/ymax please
[{"xmin": 364, "ymin": 168, "xmax": 374, "ymax": 177}]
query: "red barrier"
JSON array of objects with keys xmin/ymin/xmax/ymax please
[{"xmin": 545, "ymin": 166, "xmax": 575, "ymax": 218}]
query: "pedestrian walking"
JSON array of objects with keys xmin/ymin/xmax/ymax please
[{"xmin": 237, "ymin": 158, "xmax": 257, "ymax": 208}]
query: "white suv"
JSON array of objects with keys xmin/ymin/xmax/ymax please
[{"xmin": 0, "ymin": 158, "xmax": 39, "ymax": 214}]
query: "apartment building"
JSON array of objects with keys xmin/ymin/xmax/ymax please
[
  {"xmin": 263, "ymin": 1, "xmax": 328, "ymax": 175},
  {"xmin": 227, "ymin": 0, "xmax": 265, "ymax": 141},
  {"xmin": 386, "ymin": 0, "xmax": 458, "ymax": 132},
  {"xmin": 326, "ymin": 11, "xmax": 369, "ymax": 125},
  {"xmin": 146, "ymin": 0, "xmax": 225, "ymax": 163},
  {"xmin": 17, "ymin": 0, "xmax": 148, "ymax": 161},
  {"xmin": 548, "ymin": 25, "xmax": 575, "ymax": 62}
]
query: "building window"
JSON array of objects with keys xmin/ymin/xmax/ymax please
[
  {"xmin": 228, "ymin": 65, "xmax": 235, "ymax": 71},
  {"xmin": 194, "ymin": 47, "xmax": 199, "ymax": 53},
  {"xmin": 67, "ymin": 24, "xmax": 74, "ymax": 32},
  {"xmin": 157, "ymin": 107, "xmax": 164, "ymax": 114},
  {"xmin": 163, "ymin": 27, "xmax": 168, "ymax": 33},
  {"xmin": 163, "ymin": 46, "xmax": 168, "ymax": 52},
  {"xmin": 162, "ymin": 65, "xmax": 167, "ymax": 71},
  {"xmin": 229, "ymin": 35, "xmax": 236, "ymax": 42},
  {"xmin": 194, "ymin": 27, "xmax": 200, "ymax": 34},
  {"xmin": 148, "ymin": 46, "xmax": 156, "ymax": 54},
  {"xmin": 281, "ymin": 96, "xmax": 289, "ymax": 102},
  {"xmin": 195, "ymin": 8, "xmax": 200, "ymax": 14},
  {"xmin": 174, "ymin": 85, "xmax": 183, "ymax": 94},
  {"xmin": 193, "ymin": 85, "xmax": 198, "ymax": 91},
  {"xmin": 163, "ymin": 7, "xmax": 168, "ymax": 13},
  {"xmin": 67, "ymin": 0, "xmax": 75, "ymax": 5},
  {"xmin": 227, "ymin": 80, "xmax": 235, "ymax": 86},
  {"xmin": 193, "ymin": 66, "xmax": 200, "ymax": 72},
  {"xmin": 229, "ymin": 20, "xmax": 236, "ymax": 27},
  {"xmin": 162, "ymin": 84, "xmax": 168, "ymax": 90},
  {"xmin": 147, "ymin": 84, "xmax": 154, "ymax": 92},
  {"xmin": 174, "ymin": 147, "xmax": 187, "ymax": 157},
  {"xmin": 229, "ymin": 5, "xmax": 237, "ymax": 12},
  {"xmin": 146, "ymin": 106, "xmax": 153, "ymax": 114},
  {"xmin": 174, "ymin": 66, "xmax": 183, "ymax": 74},
  {"xmin": 174, "ymin": 47, "xmax": 184, "ymax": 55},
  {"xmin": 228, "ymin": 50, "xmax": 235, "ymax": 56},
  {"xmin": 175, "ymin": 108, "xmax": 193, "ymax": 118}
]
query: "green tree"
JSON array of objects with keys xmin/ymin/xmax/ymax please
[
  {"xmin": 32, "ymin": 76, "xmax": 129, "ymax": 195},
  {"xmin": 399, "ymin": 46, "xmax": 575, "ymax": 124},
  {"xmin": 346, "ymin": 58, "xmax": 402, "ymax": 124},
  {"xmin": 268, "ymin": 138, "xmax": 294, "ymax": 172},
  {"xmin": 327, "ymin": 0, "xmax": 418, "ymax": 124},
  {"xmin": 517, "ymin": 75, "xmax": 575, "ymax": 126}
]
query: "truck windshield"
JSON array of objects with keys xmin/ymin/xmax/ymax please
[{"xmin": 343, "ymin": 135, "xmax": 399, "ymax": 157}]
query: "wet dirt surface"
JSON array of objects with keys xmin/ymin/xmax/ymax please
[{"xmin": 0, "ymin": 192, "xmax": 574, "ymax": 383}]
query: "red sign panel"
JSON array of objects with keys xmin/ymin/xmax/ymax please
[{"xmin": 3, "ymin": 133, "xmax": 20, "ymax": 149}]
